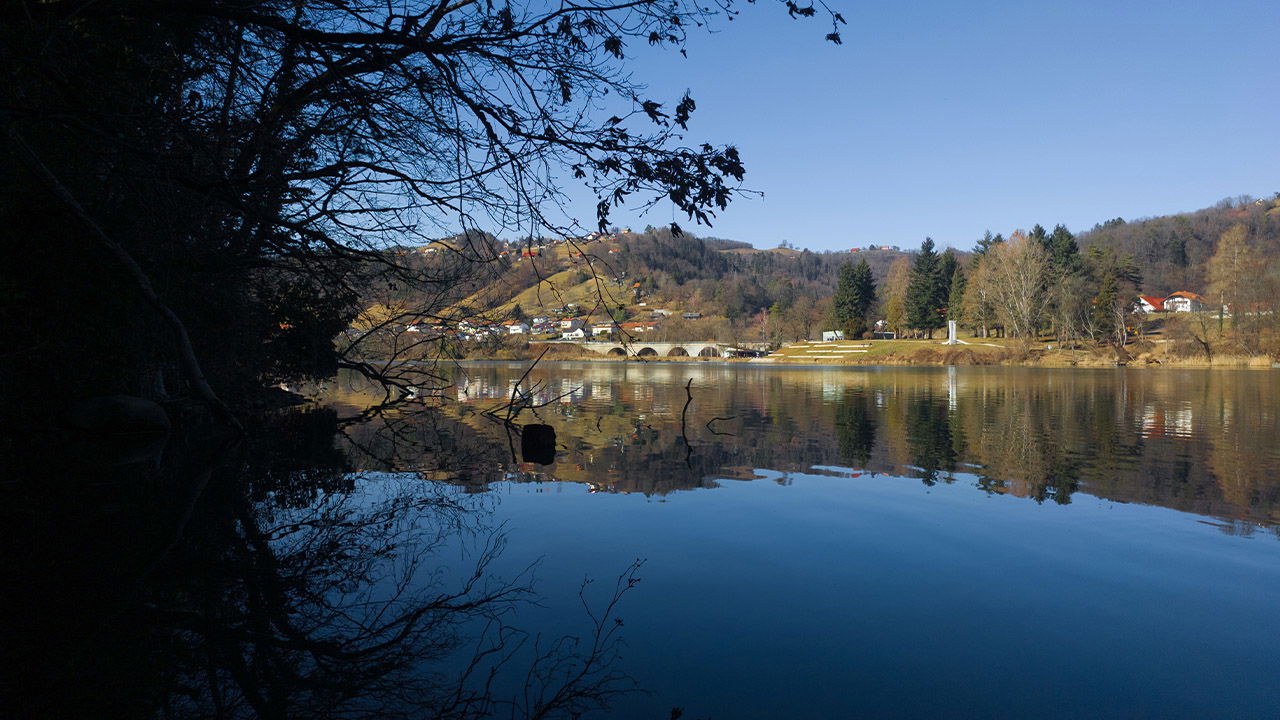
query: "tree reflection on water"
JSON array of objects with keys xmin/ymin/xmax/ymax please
[
  {"xmin": 5, "ymin": 365, "xmax": 1278, "ymax": 716},
  {"xmin": 1, "ymin": 408, "xmax": 639, "ymax": 719},
  {"xmin": 380, "ymin": 364, "xmax": 1280, "ymax": 529}
]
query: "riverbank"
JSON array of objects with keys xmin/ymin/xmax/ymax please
[
  {"xmin": 755, "ymin": 339, "xmax": 1276, "ymax": 368},
  {"xmin": 467, "ymin": 338, "xmax": 1276, "ymax": 369}
]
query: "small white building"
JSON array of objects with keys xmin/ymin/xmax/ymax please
[
  {"xmin": 822, "ymin": 330, "xmax": 845, "ymax": 341},
  {"xmin": 560, "ymin": 317, "xmax": 585, "ymax": 331},
  {"xmin": 561, "ymin": 328, "xmax": 587, "ymax": 340},
  {"xmin": 591, "ymin": 324, "xmax": 615, "ymax": 337},
  {"xmin": 505, "ymin": 321, "xmax": 530, "ymax": 335},
  {"xmin": 1163, "ymin": 291, "xmax": 1206, "ymax": 313}
]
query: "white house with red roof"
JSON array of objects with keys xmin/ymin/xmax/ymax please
[
  {"xmin": 1163, "ymin": 291, "xmax": 1207, "ymax": 313},
  {"xmin": 1135, "ymin": 296, "xmax": 1165, "ymax": 314}
]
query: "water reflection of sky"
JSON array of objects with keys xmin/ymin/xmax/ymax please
[{"xmin": 462, "ymin": 469, "xmax": 1280, "ymax": 718}]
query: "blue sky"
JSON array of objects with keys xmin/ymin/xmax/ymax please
[{"xmin": 579, "ymin": 0, "xmax": 1279, "ymax": 251}]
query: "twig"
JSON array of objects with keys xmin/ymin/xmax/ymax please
[
  {"xmin": 679, "ymin": 378, "xmax": 693, "ymax": 467},
  {"xmin": 704, "ymin": 416, "xmax": 736, "ymax": 436}
]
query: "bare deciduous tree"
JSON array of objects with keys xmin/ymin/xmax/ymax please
[{"xmin": 984, "ymin": 231, "xmax": 1049, "ymax": 340}]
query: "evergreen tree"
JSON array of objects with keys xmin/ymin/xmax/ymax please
[
  {"xmin": 905, "ymin": 238, "xmax": 947, "ymax": 337},
  {"xmin": 974, "ymin": 231, "xmax": 998, "ymax": 256},
  {"xmin": 1029, "ymin": 224, "xmax": 1050, "ymax": 253},
  {"xmin": 1091, "ymin": 272, "xmax": 1121, "ymax": 343},
  {"xmin": 851, "ymin": 259, "xmax": 877, "ymax": 319},
  {"xmin": 832, "ymin": 262, "xmax": 857, "ymax": 331},
  {"xmin": 938, "ymin": 250, "xmax": 958, "ymax": 311},
  {"xmin": 833, "ymin": 259, "xmax": 876, "ymax": 337},
  {"xmin": 1048, "ymin": 224, "xmax": 1082, "ymax": 274},
  {"xmin": 947, "ymin": 264, "xmax": 967, "ymax": 325},
  {"xmin": 1044, "ymin": 225, "xmax": 1082, "ymax": 342}
]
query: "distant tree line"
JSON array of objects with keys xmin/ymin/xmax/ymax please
[
  {"xmin": 857, "ymin": 196, "xmax": 1280, "ymax": 356},
  {"xmin": 455, "ymin": 194, "xmax": 1280, "ymax": 354}
]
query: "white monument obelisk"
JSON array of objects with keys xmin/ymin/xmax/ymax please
[{"xmin": 944, "ymin": 319, "xmax": 959, "ymax": 345}]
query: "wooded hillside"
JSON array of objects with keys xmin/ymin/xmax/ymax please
[{"xmin": 403, "ymin": 194, "xmax": 1280, "ymax": 355}]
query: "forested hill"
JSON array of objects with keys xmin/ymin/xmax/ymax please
[
  {"xmin": 385, "ymin": 194, "xmax": 1280, "ymax": 347},
  {"xmin": 1077, "ymin": 195, "xmax": 1280, "ymax": 295},
  {"xmin": 438, "ymin": 225, "xmax": 913, "ymax": 331}
]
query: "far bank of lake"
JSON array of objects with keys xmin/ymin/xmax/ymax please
[{"xmin": 463, "ymin": 337, "xmax": 1279, "ymax": 369}]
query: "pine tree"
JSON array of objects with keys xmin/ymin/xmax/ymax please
[
  {"xmin": 851, "ymin": 259, "xmax": 877, "ymax": 319},
  {"xmin": 1029, "ymin": 224, "xmax": 1050, "ymax": 253},
  {"xmin": 833, "ymin": 259, "xmax": 877, "ymax": 337},
  {"xmin": 974, "ymin": 231, "xmax": 997, "ymax": 256},
  {"xmin": 833, "ymin": 262, "xmax": 857, "ymax": 330},
  {"xmin": 905, "ymin": 237, "xmax": 947, "ymax": 338},
  {"xmin": 1047, "ymin": 224, "xmax": 1081, "ymax": 274},
  {"xmin": 1092, "ymin": 272, "xmax": 1120, "ymax": 343},
  {"xmin": 974, "ymin": 231, "xmax": 1005, "ymax": 257},
  {"xmin": 938, "ymin": 249, "xmax": 958, "ymax": 312},
  {"xmin": 947, "ymin": 264, "xmax": 967, "ymax": 325}
]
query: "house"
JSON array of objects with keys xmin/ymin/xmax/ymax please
[
  {"xmin": 591, "ymin": 323, "xmax": 616, "ymax": 337},
  {"xmin": 1163, "ymin": 291, "xmax": 1206, "ymax": 313},
  {"xmin": 560, "ymin": 317, "xmax": 585, "ymax": 331},
  {"xmin": 504, "ymin": 321, "xmax": 530, "ymax": 335},
  {"xmin": 530, "ymin": 315, "xmax": 550, "ymax": 326},
  {"xmin": 620, "ymin": 321, "xmax": 658, "ymax": 334},
  {"xmin": 1135, "ymin": 296, "xmax": 1165, "ymax": 314},
  {"xmin": 650, "ymin": 308, "xmax": 674, "ymax": 317},
  {"xmin": 681, "ymin": 312, "xmax": 702, "ymax": 320},
  {"xmin": 561, "ymin": 327, "xmax": 587, "ymax": 340},
  {"xmin": 822, "ymin": 330, "xmax": 845, "ymax": 341}
]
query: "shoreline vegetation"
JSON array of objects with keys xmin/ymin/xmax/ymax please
[{"xmin": 458, "ymin": 339, "xmax": 1277, "ymax": 369}]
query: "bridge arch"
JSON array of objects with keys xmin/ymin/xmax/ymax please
[
  {"xmin": 666, "ymin": 346, "xmax": 689, "ymax": 357},
  {"xmin": 698, "ymin": 346, "xmax": 721, "ymax": 357},
  {"xmin": 607, "ymin": 347, "xmax": 626, "ymax": 357},
  {"xmin": 636, "ymin": 347, "xmax": 658, "ymax": 357}
]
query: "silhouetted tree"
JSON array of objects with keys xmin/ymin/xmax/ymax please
[{"xmin": 1, "ymin": 0, "xmax": 844, "ymax": 422}]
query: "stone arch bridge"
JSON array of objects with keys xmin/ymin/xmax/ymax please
[{"xmin": 541, "ymin": 340, "xmax": 767, "ymax": 358}]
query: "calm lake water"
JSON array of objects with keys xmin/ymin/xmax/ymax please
[
  {"xmin": 322, "ymin": 363, "xmax": 1280, "ymax": 719},
  {"xmin": 6, "ymin": 364, "xmax": 1279, "ymax": 718}
]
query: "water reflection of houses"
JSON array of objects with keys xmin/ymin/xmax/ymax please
[
  {"xmin": 335, "ymin": 366, "xmax": 1280, "ymax": 527},
  {"xmin": 1140, "ymin": 403, "xmax": 1195, "ymax": 439}
]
